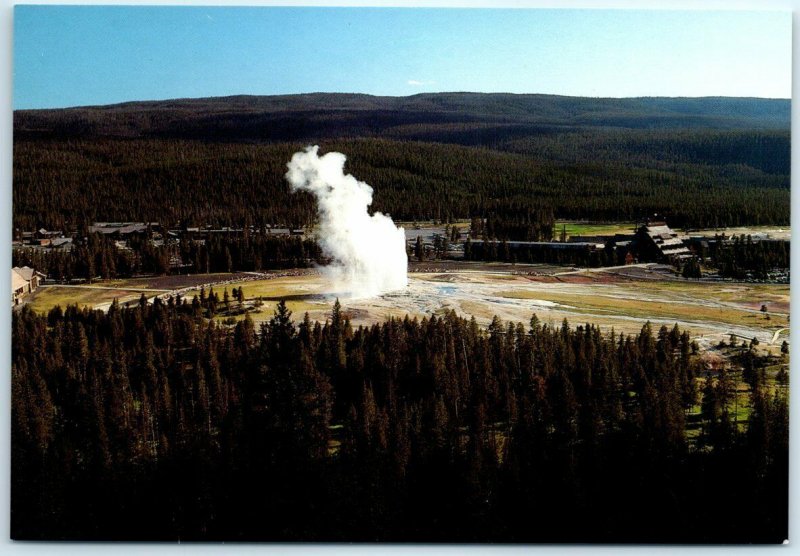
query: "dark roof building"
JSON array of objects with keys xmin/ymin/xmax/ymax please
[
  {"xmin": 636, "ymin": 223, "xmax": 692, "ymax": 262},
  {"xmin": 90, "ymin": 222, "xmax": 159, "ymax": 236}
]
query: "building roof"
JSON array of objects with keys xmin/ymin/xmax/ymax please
[
  {"xmin": 13, "ymin": 266, "xmax": 45, "ymax": 281},
  {"xmin": 11, "ymin": 269, "xmax": 28, "ymax": 292},
  {"xmin": 643, "ymin": 225, "xmax": 670, "ymax": 235},
  {"xmin": 639, "ymin": 223, "xmax": 692, "ymax": 260},
  {"xmin": 90, "ymin": 222, "xmax": 158, "ymax": 235},
  {"xmin": 37, "ymin": 229, "xmax": 62, "ymax": 237},
  {"xmin": 13, "ymin": 266, "xmax": 35, "ymax": 281}
]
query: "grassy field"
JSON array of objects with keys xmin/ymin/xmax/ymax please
[
  {"xmin": 625, "ymin": 280, "xmax": 789, "ymax": 310},
  {"xmin": 26, "ymin": 286, "xmax": 148, "ymax": 313},
  {"xmin": 101, "ymin": 273, "xmax": 250, "ymax": 290},
  {"xmin": 686, "ymin": 368, "xmax": 788, "ymax": 446},
  {"xmin": 25, "ymin": 273, "xmax": 279, "ymax": 315},
  {"xmin": 554, "ymin": 221, "xmax": 636, "ymax": 238},
  {"xmin": 183, "ymin": 276, "xmax": 325, "ymax": 301},
  {"xmin": 212, "ymin": 298, "xmax": 325, "ymax": 324},
  {"xmin": 688, "ymin": 225, "xmax": 791, "ymax": 240},
  {"xmin": 24, "ymin": 274, "xmax": 339, "ymax": 324},
  {"xmin": 25, "ymin": 270, "xmax": 789, "ymax": 350},
  {"xmin": 496, "ymin": 283, "xmax": 788, "ymax": 333},
  {"xmin": 181, "ymin": 275, "xmax": 333, "ymax": 324},
  {"xmin": 395, "ymin": 219, "xmax": 637, "ymax": 239}
]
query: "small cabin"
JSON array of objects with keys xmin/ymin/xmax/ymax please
[{"xmin": 12, "ymin": 266, "xmax": 45, "ymax": 305}]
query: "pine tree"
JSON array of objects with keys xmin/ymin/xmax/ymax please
[{"xmin": 414, "ymin": 236, "xmax": 425, "ymax": 262}]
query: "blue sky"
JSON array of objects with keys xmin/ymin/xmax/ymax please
[{"xmin": 13, "ymin": 6, "xmax": 792, "ymax": 109}]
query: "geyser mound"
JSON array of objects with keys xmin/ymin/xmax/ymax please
[{"xmin": 286, "ymin": 146, "xmax": 408, "ymax": 299}]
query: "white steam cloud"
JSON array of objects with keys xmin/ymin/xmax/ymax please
[{"xmin": 286, "ymin": 146, "xmax": 408, "ymax": 299}]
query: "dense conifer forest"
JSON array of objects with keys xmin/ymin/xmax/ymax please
[
  {"xmin": 13, "ymin": 231, "xmax": 324, "ymax": 281},
  {"xmin": 704, "ymin": 236, "xmax": 790, "ymax": 280},
  {"xmin": 12, "ymin": 301, "xmax": 788, "ymax": 542},
  {"xmin": 11, "ymin": 93, "xmax": 790, "ymax": 542},
  {"xmin": 14, "ymin": 93, "xmax": 790, "ymax": 231}
]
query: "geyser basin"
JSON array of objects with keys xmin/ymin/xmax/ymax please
[{"xmin": 286, "ymin": 146, "xmax": 408, "ymax": 298}]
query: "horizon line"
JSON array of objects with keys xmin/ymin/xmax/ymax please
[{"xmin": 14, "ymin": 90, "xmax": 793, "ymax": 111}]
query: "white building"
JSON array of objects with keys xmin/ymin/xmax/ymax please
[{"xmin": 12, "ymin": 266, "xmax": 45, "ymax": 305}]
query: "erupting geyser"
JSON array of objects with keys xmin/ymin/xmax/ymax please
[{"xmin": 286, "ymin": 146, "xmax": 408, "ymax": 299}]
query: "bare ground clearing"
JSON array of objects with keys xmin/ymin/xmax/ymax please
[{"xmin": 29, "ymin": 265, "xmax": 788, "ymax": 350}]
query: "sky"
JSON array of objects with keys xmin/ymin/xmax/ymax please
[{"xmin": 11, "ymin": 6, "xmax": 794, "ymax": 109}]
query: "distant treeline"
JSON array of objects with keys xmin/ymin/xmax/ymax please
[
  {"xmin": 468, "ymin": 210, "xmax": 556, "ymax": 242},
  {"xmin": 12, "ymin": 302, "xmax": 787, "ymax": 541},
  {"xmin": 462, "ymin": 231, "xmax": 792, "ymax": 276},
  {"xmin": 463, "ymin": 238, "xmax": 613, "ymax": 268},
  {"xmin": 15, "ymin": 230, "xmax": 791, "ymax": 282},
  {"xmin": 13, "ymin": 232, "xmax": 323, "ymax": 281},
  {"xmin": 14, "ymin": 134, "xmax": 789, "ymax": 232},
  {"xmin": 702, "ymin": 236, "xmax": 790, "ymax": 280},
  {"xmin": 14, "ymin": 93, "xmax": 791, "ymax": 142}
]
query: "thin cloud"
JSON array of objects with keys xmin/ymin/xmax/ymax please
[{"xmin": 407, "ymin": 79, "xmax": 435, "ymax": 86}]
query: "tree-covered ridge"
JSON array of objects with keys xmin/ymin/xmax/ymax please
[
  {"xmin": 12, "ymin": 302, "xmax": 787, "ymax": 542},
  {"xmin": 14, "ymin": 135, "xmax": 789, "ymax": 231},
  {"xmin": 14, "ymin": 93, "xmax": 790, "ymax": 141},
  {"xmin": 14, "ymin": 93, "xmax": 790, "ymax": 230}
]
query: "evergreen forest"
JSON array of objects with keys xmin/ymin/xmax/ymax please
[
  {"xmin": 12, "ymin": 301, "xmax": 788, "ymax": 542},
  {"xmin": 14, "ymin": 93, "xmax": 790, "ymax": 231}
]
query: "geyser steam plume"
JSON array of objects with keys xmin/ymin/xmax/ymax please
[{"xmin": 286, "ymin": 146, "xmax": 408, "ymax": 299}]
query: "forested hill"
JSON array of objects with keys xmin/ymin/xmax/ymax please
[
  {"xmin": 14, "ymin": 93, "xmax": 790, "ymax": 142},
  {"xmin": 13, "ymin": 93, "xmax": 791, "ymax": 230}
]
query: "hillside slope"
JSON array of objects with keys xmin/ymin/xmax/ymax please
[
  {"xmin": 13, "ymin": 93, "xmax": 791, "ymax": 230},
  {"xmin": 15, "ymin": 92, "xmax": 790, "ymax": 142}
]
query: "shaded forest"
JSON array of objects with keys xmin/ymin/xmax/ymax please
[
  {"xmin": 13, "ymin": 231, "xmax": 324, "ymax": 281},
  {"xmin": 12, "ymin": 302, "xmax": 788, "ymax": 542},
  {"xmin": 14, "ymin": 93, "xmax": 790, "ymax": 231},
  {"xmin": 705, "ymin": 236, "xmax": 790, "ymax": 280},
  {"xmin": 14, "ymin": 93, "xmax": 791, "ymax": 140},
  {"xmin": 14, "ymin": 227, "xmax": 791, "ymax": 282}
]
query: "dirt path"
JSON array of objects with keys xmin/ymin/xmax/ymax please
[
  {"xmin": 552, "ymin": 262, "xmax": 655, "ymax": 276},
  {"xmin": 39, "ymin": 284, "xmax": 171, "ymax": 293},
  {"xmin": 771, "ymin": 328, "xmax": 789, "ymax": 344}
]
